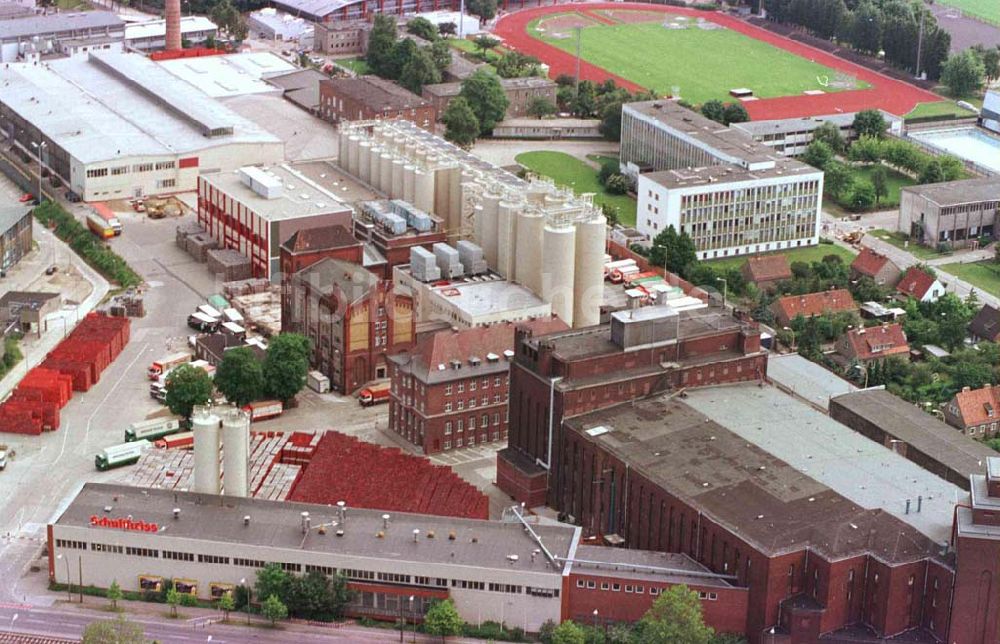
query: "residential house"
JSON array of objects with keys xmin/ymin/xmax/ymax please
[
  {"xmin": 944, "ymin": 385, "xmax": 1000, "ymax": 438},
  {"xmin": 740, "ymin": 255, "xmax": 792, "ymax": 291},
  {"xmin": 850, "ymin": 247, "xmax": 902, "ymax": 286},
  {"xmin": 968, "ymin": 304, "xmax": 1000, "ymax": 343},
  {"xmin": 770, "ymin": 288, "xmax": 858, "ymax": 327},
  {"xmin": 896, "ymin": 266, "xmax": 945, "ymax": 303},
  {"xmin": 835, "ymin": 323, "xmax": 909, "ymax": 365}
]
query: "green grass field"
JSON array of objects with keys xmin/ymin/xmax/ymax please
[
  {"xmin": 939, "ymin": 261, "xmax": 1000, "ymax": 298},
  {"xmin": 868, "ymin": 229, "xmax": 949, "ymax": 261},
  {"xmin": 703, "ymin": 243, "xmax": 855, "ymax": 271},
  {"xmin": 851, "ymin": 165, "xmax": 915, "ymax": 208},
  {"xmin": 934, "ymin": 0, "xmax": 1000, "ymax": 26},
  {"xmin": 515, "ymin": 151, "xmax": 637, "ymax": 226},
  {"xmin": 529, "ymin": 17, "xmax": 867, "ymax": 104},
  {"xmin": 335, "ymin": 57, "xmax": 370, "ymax": 75},
  {"xmin": 905, "ymin": 98, "xmax": 984, "ymax": 120}
]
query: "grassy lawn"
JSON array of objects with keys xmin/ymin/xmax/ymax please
[
  {"xmin": 905, "ymin": 98, "xmax": 983, "ymax": 121},
  {"xmin": 703, "ymin": 243, "xmax": 855, "ymax": 271},
  {"xmin": 939, "ymin": 261, "xmax": 1000, "ymax": 298},
  {"xmin": 515, "ymin": 151, "xmax": 637, "ymax": 226},
  {"xmin": 867, "ymin": 229, "xmax": 949, "ymax": 261},
  {"xmin": 336, "ymin": 57, "xmax": 370, "ymax": 75},
  {"xmin": 934, "ymin": 0, "xmax": 1000, "ymax": 25},
  {"xmin": 850, "ymin": 165, "xmax": 915, "ymax": 208},
  {"xmin": 529, "ymin": 16, "xmax": 867, "ymax": 103}
]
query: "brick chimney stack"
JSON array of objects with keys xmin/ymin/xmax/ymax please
[{"xmin": 165, "ymin": 0, "xmax": 182, "ymax": 51}]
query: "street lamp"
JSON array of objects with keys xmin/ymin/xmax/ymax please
[
  {"xmin": 240, "ymin": 578, "xmax": 251, "ymax": 625},
  {"xmin": 410, "ymin": 596, "xmax": 417, "ymax": 642},
  {"xmin": 9, "ymin": 614, "xmax": 17, "ymax": 632},
  {"xmin": 30, "ymin": 141, "xmax": 46, "ymax": 205},
  {"xmin": 716, "ymin": 277, "xmax": 727, "ymax": 309},
  {"xmin": 56, "ymin": 554, "xmax": 71, "ymax": 602},
  {"xmin": 592, "ymin": 608, "xmax": 599, "ymax": 629}
]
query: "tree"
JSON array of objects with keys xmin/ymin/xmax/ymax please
[
  {"xmin": 599, "ymin": 99, "xmax": 625, "ymax": 141},
  {"xmin": 166, "ymin": 588, "xmax": 181, "ymax": 618},
  {"xmin": 424, "ymin": 599, "xmax": 462, "ymax": 641},
  {"xmin": 218, "ymin": 592, "xmax": 235, "ymax": 621},
  {"xmin": 551, "ymin": 620, "xmax": 587, "ymax": 644},
  {"xmin": 429, "ymin": 39, "xmax": 452, "ymax": 73},
  {"xmin": 941, "ymin": 49, "xmax": 985, "ymax": 98},
  {"xmin": 983, "ymin": 47, "xmax": 1000, "ymax": 82},
  {"xmin": 526, "ymin": 96, "xmax": 557, "ymax": 118},
  {"xmin": 605, "ymin": 174, "xmax": 629, "ymax": 195},
  {"xmin": 870, "ymin": 165, "xmax": 888, "ymax": 206},
  {"xmin": 473, "ymin": 34, "xmax": 500, "ymax": 57},
  {"xmin": 209, "ymin": 0, "xmax": 248, "ymax": 42},
  {"xmin": 824, "ymin": 161, "xmax": 853, "ymax": 197},
  {"xmin": 438, "ymin": 21, "xmax": 457, "ymax": 37},
  {"xmin": 263, "ymin": 333, "xmax": 310, "ymax": 403},
  {"xmin": 82, "ymin": 615, "xmax": 146, "ymax": 644},
  {"xmin": 801, "ymin": 140, "xmax": 834, "ymax": 169},
  {"xmin": 650, "ymin": 225, "xmax": 698, "ymax": 275},
  {"xmin": 700, "ymin": 99, "xmax": 726, "ymax": 124},
  {"xmin": 919, "ymin": 158, "xmax": 946, "ymax": 185},
  {"xmin": 442, "ymin": 96, "xmax": 480, "ymax": 147},
  {"xmin": 261, "ymin": 594, "xmax": 288, "ymax": 626},
  {"xmin": 406, "ymin": 17, "xmax": 438, "ymax": 41},
  {"xmin": 572, "ymin": 80, "xmax": 597, "ymax": 117},
  {"xmin": 951, "ymin": 360, "xmax": 995, "ymax": 392},
  {"xmin": 539, "ymin": 620, "xmax": 558, "ymax": 644},
  {"xmin": 366, "ymin": 15, "xmax": 398, "ymax": 78},
  {"xmin": 849, "ymin": 1, "xmax": 882, "ymax": 55},
  {"xmin": 466, "ymin": 0, "xmax": 497, "ymax": 22},
  {"xmin": 813, "ymin": 121, "xmax": 845, "ymax": 154},
  {"xmin": 107, "ymin": 580, "xmax": 123, "ymax": 611},
  {"xmin": 638, "ymin": 585, "xmax": 714, "ymax": 644},
  {"xmin": 459, "ymin": 70, "xmax": 508, "ymax": 134},
  {"xmin": 164, "ymin": 364, "xmax": 213, "ymax": 419},
  {"xmin": 256, "ymin": 563, "xmax": 292, "ymax": 607},
  {"xmin": 722, "ymin": 102, "xmax": 749, "ymax": 125},
  {"xmin": 600, "ymin": 202, "xmax": 620, "ymax": 227},
  {"xmin": 849, "ymin": 181, "xmax": 877, "ymax": 211},
  {"xmin": 852, "ymin": 109, "xmax": 887, "ymax": 139},
  {"xmin": 400, "ymin": 48, "xmax": 442, "ymax": 94},
  {"xmin": 214, "ymin": 347, "xmax": 264, "ymax": 407},
  {"xmin": 495, "ymin": 51, "xmax": 542, "ymax": 78},
  {"xmin": 387, "ymin": 38, "xmax": 419, "ymax": 80}
]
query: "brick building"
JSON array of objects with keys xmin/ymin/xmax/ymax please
[
  {"xmin": 834, "ymin": 323, "xmax": 909, "ymax": 365},
  {"xmin": 319, "ymin": 76, "xmax": 435, "ymax": 129},
  {"xmin": 769, "ymin": 289, "xmax": 857, "ymax": 328},
  {"xmin": 279, "ymin": 224, "xmax": 363, "ymax": 282},
  {"xmin": 896, "ymin": 266, "xmax": 945, "ymax": 303},
  {"xmin": 421, "ymin": 76, "xmax": 558, "ymax": 120},
  {"xmin": 739, "ymin": 255, "xmax": 790, "ymax": 291},
  {"xmin": 352, "ymin": 203, "xmax": 446, "ymax": 275},
  {"xmin": 312, "ymin": 20, "xmax": 369, "ymax": 55},
  {"xmin": 0, "ymin": 205, "xmax": 32, "ymax": 273},
  {"xmin": 968, "ymin": 304, "xmax": 1000, "ymax": 343},
  {"xmin": 953, "ymin": 457, "xmax": 1000, "ymax": 644},
  {"xmin": 388, "ymin": 316, "xmax": 566, "ymax": 454},
  {"xmin": 849, "ymin": 247, "xmax": 902, "ymax": 286},
  {"xmin": 497, "ymin": 305, "xmax": 767, "ymax": 507},
  {"xmin": 282, "ymin": 257, "xmax": 414, "ymax": 393},
  {"xmin": 943, "ymin": 384, "xmax": 1000, "ymax": 438}
]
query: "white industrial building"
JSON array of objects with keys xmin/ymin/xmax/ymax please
[
  {"xmin": 248, "ymin": 7, "xmax": 313, "ymax": 44},
  {"xmin": 338, "ymin": 120, "xmax": 606, "ymax": 328},
  {"xmin": 621, "ymin": 100, "xmax": 823, "ymax": 261},
  {"xmin": 123, "ymin": 15, "xmax": 217, "ymax": 52},
  {"xmin": 157, "ymin": 52, "xmax": 296, "ymax": 98},
  {"xmin": 0, "ymin": 11, "xmax": 124, "ymax": 62},
  {"xmin": 0, "ymin": 51, "xmax": 283, "ymax": 201},
  {"xmin": 730, "ymin": 110, "xmax": 902, "ymax": 158}
]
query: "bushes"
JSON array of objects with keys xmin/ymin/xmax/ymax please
[
  {"xmin": 33, "ymin": 202, "xmax": 141, "ymax": 288},
  {"xmin": 0, "ymin": 334, "xmax": 23, "ymax": 381},
  {"xmin": 846, "ymin": 136, "xmax": 965, "ymax": 182}
]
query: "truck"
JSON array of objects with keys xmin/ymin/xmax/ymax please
[
  {"xmin": 125, "ymin": 416, "xmax": 183, "ymax": 442},
  {"xmin": 603, "ymin": 258, "xmax": 636, "ymax": 279},
  {"xmin": 94, "ymin": 206, "xmax": 122, "ymax": 236},
  {"xmin": 86, "ymin": 212, "xmax": 116, "ymax": 239},
  {"xmin": 147, "ymin": 352, "xmax": 192, "ymax": 380},
  {"xmin": 222, "ymin": 308, "xmax": 244, "ymax": 324},
  {"xmin": 242, "ymin": 400, "xmax": 283, "ymax": 422},
  {"xmin": 207, "ymin": 295, "xmax": 230, "ymax": 311},
  {"xmin": 198, "ymin": 304, "xmax": 223, "ymax": 319},
  {"xmin": 149, "ymin": 361, "xmax": 216, "ymax": 402},
  {"xmin": 187, "ymin": 311, "xmax": 220, "ymax": 333},
  {"xmin": 155, "ymin": 431, "xmax": 194, "ymax": 449},
  {"xmin": 95, "ymin": 440, "xmax": 152, "ymax": 471},
  {"xmin": 609, "ymin": 264, "xmax": 641, "ymax": 284},
  {"xmin": 357, "ymin": 381, "xmax": 391, "ymax": 407},
  {"xmin": 220, "ymin": 321, "xmax": 246, "ymax": 340}
]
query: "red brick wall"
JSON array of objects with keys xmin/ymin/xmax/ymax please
[
  {"xmin": 279, "ymin": 245, "xmax": 364, "ymax": 283},
  {"xmin": 951, "ymin": 532, "xmax": 1000, "ymax": 644}
]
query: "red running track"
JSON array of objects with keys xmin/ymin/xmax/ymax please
[{"xmin": 494, "ymin": 3, "xmax": 942, "ymax": 120}]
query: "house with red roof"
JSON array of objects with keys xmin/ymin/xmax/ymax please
[
  {"xmin": 850, "ymin": 247, "xmax": 902, "ymax": 286},
  {"xmin": 740, "ymin": 255, "xmax": 792, "ymax": 291},
  {"xmin": 896, "ymin": 266, "xmax": 945, "ymax": 303},
  {"xmin": 770, "ymin": 288, "xmax": 858, "ymax": 327},
  {"xmin": 944, "ymin": 385, "xmax": 1000, "ymax": 438},
  {"xmin": 835, "ymin": 323, "xmax": 909, "ymax": 365}
]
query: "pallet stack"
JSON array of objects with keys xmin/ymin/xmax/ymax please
[
  {"xmin": 176, "ymin": 222, "xmax": 205, "ymax": 250},
  {"xmin": 207, "ymin": 249, "xmax": 252, "ymax": 283},
  {"xmin": 185, "ymin": 234, "xmax": 218, "ymax": 262},
  {"xmin": 223, "ymin": 278, "xmax": 271, "ymax": 298}
]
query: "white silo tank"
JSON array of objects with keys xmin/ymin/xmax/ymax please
[
  {"xmin": 192, "ymin": 405, "xmax": 221, "ymax": 495},
  {"xmin": 358, "ymin": 141, "xmax": 372, "ymax": 184},
  {"xmin": 516, "ymin": 209, "xmax": 544, "ymax": 294},
  {"xmin": 379, "ymin": 153, "xmax": 393, "ymax": 194},
  {"xmin": 221, "ymin": 407, "xmax": 251, "ymax": 498},
  {"xmin": 391, "ymin": 159, "xmax": 405, "ymax": 199},
  {"xmin": 346, "ymin": 135, "xmax": 360, "ymax": 176},
  {"xmin": 433, "ymin": 167, "xmax": 455, "ymax": 226},
  {"xmin": 448, "ymin": 172, "xmax": 471, "ymax": 234},
  {"xmin": 573, "ymin": 215, "xmax": 607, "ymax": 328},
  {"xmin": 368, "ymin": 145, "xmax": 382, "ymax": 187},
  {"xmin": 413, "ymin": 169, "xmax": 435, "ymax": 213},
  {"xmin": 542, "ymin": 224, "xmax": 577, "ymax": 327},
  {"xmin": 496, "ymin": 201, "xmax": 520, "ymax": 279},
  {"xmin": 478, "ymin": 193, "xmax": 500, "ymax": 269},
  {"xmin": 337, "ymin": 133, "xmax": 349, "ymax": 171},
  {"xmin": 403, "ymin": 164, "xmax": 416, "ymax": 203}
]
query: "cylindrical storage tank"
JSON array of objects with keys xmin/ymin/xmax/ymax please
[
  {"xmin": 478, "ymin": 193, "xmax": 501, "ymax": 269},
  {"xmin": 221, "ymin": 408, "xmax": 250, "ymax": 497},
  {"xmin": 496, "ymin": 201, "xmax": 519, "ymax": 278},
  {"xmin": 402, "ymin": 165, "xmax": 416, "ymax": 204},
  {"xmin": 346, "ymin": 135, "xmax": 360, "ymax": 176},
  {"xmin": 542, "ymin": 224, "xmax": 577, "ymax": 327},
  {"xmin": 433, "ymin": 167, "xmax": 455, "ymax": 226},
  {"xmin": 337, "ymin": 133, "xmax": 349, "ymax": 171},
  {"xmin": 413, "ymin": 169, "xmax": 434, "ymax": 213},
  {"xmin": 448, "ymin": 171, "xmax": 470, "ymax": 234},
  {"xmin": 368, "ymin": 146, "xmax": 382, "ymax": 187},
  {"xmin": 192, "ymin": 405, "xmax": 221, "ymax": 495},
  {"xmin": 573, "ymin": 215, "xmax": 607, "ymax": 328},
  {"xmin": 391, "ymin": 159, "xmax": 405, "ymax": 199},
  {"xmin": 358, "ymin": 141, "xmax": 372, "ymax": 184},
  {"xmin": 379, "ymin": 154, "xmax": 393, "ymax": 194},
  {"xmin": 515, "ymin": 210, "xmax": 544, "ymax": 294}
]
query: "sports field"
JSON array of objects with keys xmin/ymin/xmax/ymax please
[
  {"xmin": 529, "ymin": 14, "xmax": 862, "ymax": 104},
  {"xmin": 935, "ymin": 0, "xmax": 1000, "ymax": 26}
]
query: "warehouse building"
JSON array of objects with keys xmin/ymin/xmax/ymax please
[
  {"xmin": 0, "ymin": 205, "xmax": 32, "ymax": 273},
  {"xmin": 271, "ymin": 0, "xmax": 458, "ymax": 23},
  {"xmin": 898, "ymin": 177, "xmax": 1000, "ymax": 249},
  {"xmin": 123, "ymin": 16, "xmax": 216, "ymax": 52},
  {"xmin": 0, "ymin": 11, "xmax": 123, "ymax": 62},
  {"xmin": 0, "ymin": 51, "xmax": 283, "ymax": 202},
  {"xmin": 248, "ymin": 8, "xmax": 312, "ymax": 43},
  {"xmin": 621, "ymin": 100, "xmax": 823, "ymax": 261},
  {"xmin": 197, "ymin": 165, "xmax": 352, "ymax": 280}
]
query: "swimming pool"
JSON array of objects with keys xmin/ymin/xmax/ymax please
[{"xmin": 909, "ymin": 127, "xmax": 1000, "ymax": 175}]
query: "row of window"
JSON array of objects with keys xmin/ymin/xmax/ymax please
[
  {"xmin": 576, "ymin": 578, "xmax": 717, "ymax": 600},
  {"xmin": 444, "ymin": 395, "xmax": 506, "ymax": 412},
  {"xmin": 444, "ymin": 413, "xmax": 505, "ymax": 434},
  {"xmin": 444, "ymin": 376, "xmax": 507, "ymax": 396},
  {"xmin": 85, "ymin": 160, "xmax": 176, "ymax": 179}
]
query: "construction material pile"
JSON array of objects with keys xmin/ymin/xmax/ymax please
[
  {"xmin": 108, "ymin": 288, "xmax": 145, "ymax": 318},
  {"xmin": 207, "ymin": 249, "xmax": 252, "ymax": 283},
  {"xmin": 230, "ymin": 288, "xmax": 281, "ymax": 338},
  {"xmin": 0, "ymin": 314, "xmax": 130, "ymax": 435}
]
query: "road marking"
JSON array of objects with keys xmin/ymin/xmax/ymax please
[{"xmin": 84, "ymin": 342, "xmax": 149, "ymax": 443}]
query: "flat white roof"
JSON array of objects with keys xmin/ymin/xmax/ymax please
[
  {"xmin": 431, "ymin": 279, "xmax": 549, "ymax": 318},
  {"xmin": 201, "ymin": 164, "xmax": 350, "ymax": 222},
  {"xmin": 0, "ymin": 51, "xmax": 280, "ymax": 165},
  {"xmin": 158, "ymin": 52, "xmax": 296, "ymax": 98},
  {"xmin": 124, "ymin": 15, "xmax": 216, "ymax": 40}
]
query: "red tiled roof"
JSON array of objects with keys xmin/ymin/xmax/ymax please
[
  {"xmin": 841, "ymin": 324, "xmax": 909, "ymax": 361},
  {"xmin": 851, "ymin": 248, "xmax": 893, "ymax": 279},
  {"xmin": 953, "ymin": 386, "xmax": 1000, "ymax": 427},
  {"xmin": 772, "ymin": 289, "xmax": 857, "ymax": 322},
  {"xmin": 743, "ymin": 255, "xmax": 792, "ymax": 283},
  {"xmin": 896, "ymin": 267, "xmax": 937, "ymax": 300}
]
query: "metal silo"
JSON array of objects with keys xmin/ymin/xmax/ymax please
[
  {"xmin": 192, "ymin": 405, "xmax": 221, "ymax": 495},
  {"xmin": 221, "ymin": 407, "xmax": 251, "ymax": 498},
  {"xmin": 573, "ymin": 214, "xmax": 607, "ymax": 328},
  {"xmin": 542, "ymin": 223, "xmax": 577, "ymax": 327}
]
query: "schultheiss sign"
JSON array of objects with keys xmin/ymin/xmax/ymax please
[{"xmin": 90, "ymin": 515, "xmax": 160, "ymax": 533}]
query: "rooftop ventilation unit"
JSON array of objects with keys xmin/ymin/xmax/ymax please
[{"xmin": 238, "ymin": 166, "xmax": 283, "ymax": 200}]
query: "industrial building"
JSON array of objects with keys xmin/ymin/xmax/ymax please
[
  {"xmin": 279, "ymin": 225, "xmax": 364, "ymax": 281},
  {"xmin": 351, "ymin": 199, "xmax": 447, "ymax": 274},
  {"xmin": 319, "ymin": 76, "xmax": 436, "ymax": 129},
  {"xmin": 0, "ymin": 291, "xmax": 59, "ymax": 336},
  {"xmin": 0, "ymin": 51, "xmax": 283, "ymax": 202},
  {"xmin": 421, "ymin": 77, "xmax": 558, "ymax": 120},
  {"xmin": 270, "ymin": 0, "xmax": 458, "ymax": 23},
  {"xmin": 282, "ymin": 257, "xmax": 414, "ymax": 393},
  {"xmin": 0, "ymin": 11, "xmax": 123, "ymax": 62},
  {"xmin": 190, "ymin": 405, "xmax": 253, "ymax": 498},
  {"xmin": 898, "ymin": 177, "xmax": 1000, "ymax": 249},
  {"xmin": 339, "ymin": 120, "xmax": 607, "ymax": 328},
  {"xmin": 388, "ymin": 317, "xmax": 567, "ymax": 454},
  {"xmin": 123, "ymin": 16, "xmax": 217, "ymax": 52},
  {"xmin": 197, "ymin": 165, "xmax": 352, "ymax": 280},
  {"xmin": 156, "ymin": 52, "xmax": 295, "ymax": 99},
  {"xmin": 312, "ymin": 19, "xmax": 369, "ymax": 54},
  {"xmin": 0, "ymin": 205, "xmax": 32, "ymax": 273},
  {"xmin": 621, "ymin": 100, "xmax": 823, "ymax": 261},
  {"xmin": 248, "ymin": 8, "xmax": 312, "ymax": 43}
]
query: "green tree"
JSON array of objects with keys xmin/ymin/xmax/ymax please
[
  {"xmin": 823, "ymin": 161, "xmax": 853, "ymax": 197},
  {"xmin": 870, "ymin": 165, "xmax": 888, "ymax": 206},
  {"xmin": 538, "ymin": 619, "xmax": 558, "ymax": 644},
  {"xmin": 852, "ymin": 109, "xmax": 887, "ymax": 139},
  {"xmin": 218, "ymin": 592, "xmax": 235, "ymax": 621},
  {"xmin": 813, "ymin": 121, "xmax": 845, "ymax": 154},
  {"xmin": 429, "ymin": 39, "xmax": 452, "ymax": 73},
  {"xmin": 638, "ymin": 585, "xmax": 714, "ymax": 644},
  {"xmin": 214, "ymin": 347, "xmax": 264, "ymax": 407},
  {"xmin": 438, "ymin": 21, "xmax": 457, "ymax": 37},
  {"xmin": 459, "ymin": 70, "xmax": 508, "ymax": 134},
  {"xmin": 164, "ymin": 363, "xmax": 213, "ymax": 419},
  {"xmin": 722, "ymin": 102, "xmax": 749, "ymax": 125},
  {"xmin": 263, "ymin": 333, "xmax": 310, "ymax": 403},
  {"xmin": 473, "ymin": 34, "xmax": 500, "ymax": 57},
  {"xmin": 849, "ymin": 181, "xmax": 877, "ymax": 211},
  {"xmin": 400, "ymin": 48, "xmax": 442, "ymax": 94},
  {"xmin": 107, "ymin": 579, "xmax": 123, "ymax": 611},
  {"xmin": 847, "ymin": 135, "xmax": 884, "ymax": 163},
  {"xmin": 650, "ymin": 225, "xmax": 698, "ymax": 275},
  {"xmin": 599, "ymin": 99, "xmax": 625, "ymax": 141},
  {"xmin": 256, "ymin": 563, "xmax": 292, "ymax": 606},
  {"xmin": 442, "ymin": 96, "xmax": 480, "ymax": 147},
  {"xmin": 424, "ymin": 599, "xmax": 462, "ymax": 641},
  {"xmin": 802, "ymin": 140, "xmax": 834, "ymax": 169},
  {"xmin": 366, "ymin": 15, "xmax": 398, "ymax": 78},
  {"xmin": 605, "ymin": 174, "xmax": 629, "ymax": 195},
  {"xmin": 526, "ymin": 96, "xmax": 557, "ymax": 118},
  {"xmin": 209, "ymin": 0, "xmax": 248, "ymax": 41},
  {"xmin": 700, "ymin": 99, "xmax": 726, "ymax": 124},
  {"xmin": 495, "ymin": 51, "xmax": 542, "ymax": 78},
  {"xmin": 467, "ymin": 0, "xmax": 497, "ymax": 22},
  {"xmin": 406, "ymin": 16, "xmax": 438, "ymax": 41},
  {"xmin": 941, "ymin": 49, "xmax": 985, "ymax": 97},
  {"xmin": 951, "ymin": 360, "xmax": 995, "ymax": 391},
  {"xmin": 387, "ymin": 38, "xmax": 419, "ymax": 80},
  {"xmin": 261, "ymin": 594, "xmax": 288, "ymax": 626},
  {"xmin": 166, "ymin": 588, "xmax": 181, "ymax": 618},
  {"xmin": 919, "ymin": 158, "xmax": 947, "ymax": 185},
  {"xmin": 572, "ymin": 80, "xmax": 597, "ymax": 117},
  {"xmin": 849, "ymin": 1, "xmax": 882, "ymax": 55},
  {"xmin": 82, "ymin": 615, "xmax": 146, "ymax": 644},
  {"xmin": 983, "ymin": 47, "xmax": 1000, "ymax": 82},
  {"xmin": 551, "ymin": 620, "xmax": 587, "ymax": 644}
]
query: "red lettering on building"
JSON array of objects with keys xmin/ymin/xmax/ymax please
[
  {"xmin": 89, "ymin": 515, "xmax": 160, "ymax": 533},
  {"xmin": 178, "ymin": 157, "xmax": 199, "ymax": 169}
]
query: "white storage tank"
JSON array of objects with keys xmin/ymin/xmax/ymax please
[
  {"xmin": 358, "ymin": 141, "xmax": 372, "ymax": 184},
  {"xmin": 515, "ymin": 209, "xmax": 544, "ymax": 294},
  {"xmin": 222, "ymin": 407, "xmax": 250, "ymax": 498},
  {"xmin": 337, "ymin": 133, "xmax": 349, "ymax": 170},
  {"xmin": 496, "ymin": 201, "xmax": 520, "ymax": 279},
  {"xmin": 542, "ymin": 224, "xmax": 577, "ymax": 327},
  {"xmin": 391, "ymin": 159, "xmax": 406, "ymax": 199},
  {"xmin": 379, "ymin": 153, "xmax": 393, "ymax": 194},
  {"xmin": 192, "ymin": 405, "xmax": 221, "ymax": 495},
  {"xmin": 368, "ymin": 145, "xmax": 382, "ymax": 187},
  {"xmin": 573, "ymin": 215, "xmax": 607, "ymax": 328},
  {"xmin": 477, "ymin": 193, "xmax": 501, "ymax": 269},
  {"xmin": 346, "ymin": 135, "xmax": 360, "ymax": 176},
  {"xmin": 403, "ymin": 164, "xmax": 416, "ymax": 204},
  {"xmin": 413, "ymin": 169, "xmax": 435, "ymax": 213}
]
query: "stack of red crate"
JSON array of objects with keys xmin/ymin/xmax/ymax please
[{"xmin": 0, "ymin": 314, "xmax": 131, "ymax": 435}]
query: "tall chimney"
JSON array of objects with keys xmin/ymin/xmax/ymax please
[{"xmin": 165, "ymin": 0, "xmax": 182, "ymax": 52}]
